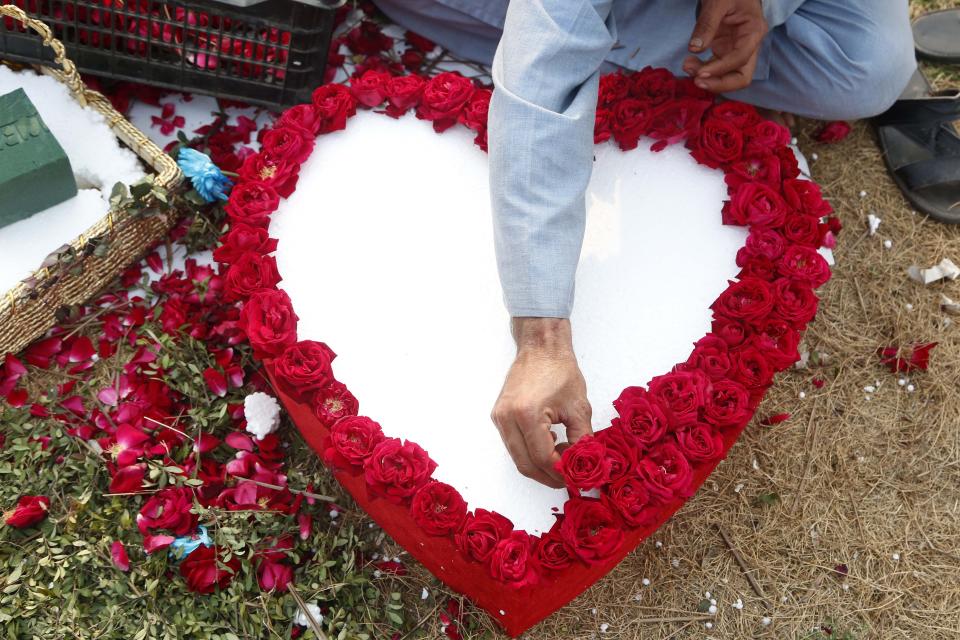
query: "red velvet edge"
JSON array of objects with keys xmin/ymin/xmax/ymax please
[{"xmin": 268, "ymin": 364, "xmax": 753, "ymax": 637}]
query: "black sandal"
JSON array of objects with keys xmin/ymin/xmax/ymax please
[
  {"xmin": 873, "ymin": 70, "xmax": 960, "ymax": 224},
  {"xmin": 913, "ymin": 9, "xmax": 960, "ymax": 64}
]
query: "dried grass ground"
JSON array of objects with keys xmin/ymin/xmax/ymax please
[{"xmin": 322, "ymin": 3, "xmax": 960, "ymax": 637}]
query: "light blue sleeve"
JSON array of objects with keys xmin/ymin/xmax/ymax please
[
  {"xmin": 761, "ymin": 0, "xmax": 808, "ymax": 28},
  {"xmin": 487, "ymin": 0, "xmax": 616, "ymax": 318}
]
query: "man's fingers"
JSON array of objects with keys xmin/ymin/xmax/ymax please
[
  {"xmin": 695, "ymin": 50, "xmax": 758, "ymax": 93},
  {"xmin": 696, "ymin": 34, "xmax": 760, "ymax": 79},
  {"xmin": 689, "ymin": 0, "xmax": 730, "ymax": 52},
  {"xmin": 494, "ymin": 415, "xmax": 563, "ymax": 488},
  {"xmin": 563, "ymin": 401, "xmax": 593, "ymax": 446},
  {"xmin": 516, "ymin": 411, "xmax": 565, "ymax": 486},
  {"xmin": 682, "ymin": 55, "xmax": 704, "ymax": 76}
]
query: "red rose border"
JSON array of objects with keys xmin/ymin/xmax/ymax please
[{"xmin": 215, "ymin": 68, "xmax": 838, "ymax": 636}]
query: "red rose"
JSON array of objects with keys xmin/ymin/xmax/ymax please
[
  {"xmin": 556, "ymin": 435, "xmax": 611, "ymax": 492},
  {"xmin": 612, "ymin": 386, "xmax": 669, "ymax": 447},
  {"xmin": 277, "ymin": 104, "xmax": 323, "ymax": 136},
  {"xmin": 598, "ymin": 72, "xmax": 629, "ymax": 107},
  {"xmin": 240, "ymin": 289, "xmax": 298, "ymax": 358},
  {"xmin": 745, "ymin": 119, "xmax": 791, "ymax": 156},
  {"xmin": 410, "ymin": 481, "xmax": 468, "ymax": 536},
  {"xmin": 731, "ymin": 156, "xmax": 785, "ymax": 193},
  {"xmin": 224, "ymin": 252, "xmax": 281, "ymax": 301},
  {"xmin": 274, "ymin": 340, "xmax": 336, "ymax": 399},
  {"xmin": 593, "ymin": 427, "xmax": 638, "ymax": 483},
  {"xmin": 535, "ymin": 530, "xmax": 575, "ymax": 572},
  {"xmin": 611, "ymin": 98, "xmax": 653, "ymax": 151},
  {"xmin": 405, "ymin": 30, "xmax": 435, "ymax": 53},
  {"xmin": 559, "ymin": 497, "xmax": 623, "ymax": 563},
  {"xmin": 416, "ymin": 72, "xmax": 475, "ymax": 132},
  {"xmin": 628, "ymin": 66, "xmax": 676, "ymax": 106},
  {"xmin": 350, "ymin": 69, "xmax": 392, "ymax": 108},
  {"xmin": 311, "ymin": 84, "xmax": 358, "ymax": 134},
  {"xmin": 489, "ymin": 530, "xmax": 538, "ymax": 587},
  {"xmin": 3, "ymin": 495, "xmax": 49, "ymax": 528},
  {"xmin": 261, "ymin": 126, "xmax": 315, "ymax": 164},
  {"xmin": 312, "ymin": 380, "xmax": 359, "ymax": 426},
  {"xmin": 363, "ymin": 438, "xmax": 437, "ymax": 503},
  {"xmin": 214, "ymin": 224, "xmax": 278, "ymax": 265},
  {"xmin": 728, "ymin": 346, "xmax": 775, "ymax": 390},
  {"xmin": 675, "ymin": 424, "xmax": 726, "ymax": 463},
  {"xmin": 751, "ymin": 319, "xmax": 801, "ymax": 370},
  {"xmin": 722, "ymin": 182, "xmax": 790, "ymax": 228},
  {"xmin": 782, "ymin": 213, "xmax": 822, "ymax": 247},
  {"xmin": 690, "ymin": 117, "xmax": 744, "ymax": 169},
  {"xmin": 239, "ymin": 152, "xmax": 299, "ymax": 199},
  {"xmin": 646, "ymin": 98, "xmax": 711, "ymax": 145},
  {"xmin": 711, "ymin": 316, "xmax": 749, "ymax": 347},
  {"xmin": 742, "ymin": 227, "xmax": 786, "ymax": 261},
  {"xmin": 179, "ymin": 544, "xmax": 240, "ymax": 594},
  {"xmin": 709, "ymin": 101, "xmax": 762, "ymax": 129},
  {"xmin": 773, "ymin": 277, "xmax": 819, "ymax": 327},
  {"xmin": 782, "ymin": 179, "xmax": 833, "ymax": 218},
  {"xmin": 647, "ymin": 370, "xmax": 709, "ymax": 430},
  {"xmin": 401, "ymin": 48, "xmax": 425, "ymax": 70},
  {"xmin": 685, "ymin": 335, "xmax": 732, "ymax": 380},
  {"xmin": 458, "ymin": 88, "xmax": 491, "ymax": 131},
  {"xmin": 711, "ymin": 277, "xmax": 776, "ymax": 325},
  {"xmin": 384, "ymin": 74, "xmax": 426, "ymax": 117},
  {"xmin": 815, "ymin": 120, "xmax": 852, "ymax": 143},
  {"xmin": 345, "ymin": 20, "xmax": 392, "ymax": 55},
  {"xmin": 594, "ymin": 107, "xmax": 613, "ymax": 144},
  {"xmin": 703, "ymin": 379, "xmax": 752, "ymax": 428},
  {"xmin": 778, "ymin": 246, "xmax": 831, "ymax": 287},
  {"xmin": 737, "ymin": 254, "xmax": 778, "ymax": 281},
  {"xmin": 776, "ymin": 145, "xmax": 802, "ymax": 180},
  {"xmin": 636, "ymin": 442, "xmax": 693, "ymax": 501},
  {"xmin": 323, "ymin": 415, "xmax": 385, "ymax": 468},
  {"xmin": 225, "ymin": 181, "xmax": 280, "ymax": 228},
  {"xmin": 455, "ymin": 509, "xmax": 514, "ymax": 562},
  {"xmin": 137, "ymin": 487, "xmax": 197, "ymax": 536},
  {"xmin": 606, "ymin": 475, "xmax": 659, "ymax": 527}
]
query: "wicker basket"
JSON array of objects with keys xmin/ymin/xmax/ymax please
[{"xmin": 0, "ymin": 4, "xmax": 182, "ymax": 356}]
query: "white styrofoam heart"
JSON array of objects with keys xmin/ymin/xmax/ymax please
[{"xmin": 271, "ymin": 110, "xmax": 747, "ymax": 534}]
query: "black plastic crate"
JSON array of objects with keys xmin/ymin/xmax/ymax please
[{"xmin": 0, "ymin": 0, "xmax": 339, "ymax": 109}]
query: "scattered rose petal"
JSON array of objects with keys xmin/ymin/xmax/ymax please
[
  {"xmin": 203, "ymin": 367, "xmax": 228, "ymax": 397},
  {"xmin": 867, "ymin": 213, "xmax": 881, "ymax": 236},
  {"xmin": 877, "ymin": 343, "xmax": 938, "ymax": 373},
  {"xmin": 111, "ymin": 540, "xmax": 131, "ymax": 571},
  {"xmin": 760, "ymin": 413, "xmax": 791, "ymax": 426},
  {"xmin": 814, "ymin": 121, "xmax": 851, "ymax": 143}
]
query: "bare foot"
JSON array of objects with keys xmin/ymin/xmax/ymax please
[{"xmin": 758, "ymin": 108, "xmax": 796, "ymax": 130}]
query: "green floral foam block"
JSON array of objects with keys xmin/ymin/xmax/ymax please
[{"xmin": 0, "ymin": 88, "xmax": 78, "ymax": 228}]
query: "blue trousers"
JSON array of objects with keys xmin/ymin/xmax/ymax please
[{"xmin": 374, "ymin": 0, "xmax": 915, "ymax": 318}]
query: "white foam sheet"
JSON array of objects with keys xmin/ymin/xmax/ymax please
[
  {"xmin": 272, "ymin": 111, "xmax": 748, "ymax": 534},
  {"xmin": 0, "ymin": 66, "xmax": 146, "ymax": 294}
]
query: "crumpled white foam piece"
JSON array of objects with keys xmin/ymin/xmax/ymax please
[
  {"xmin": 907, "ymin": 258, "xmax": 960, "ymax": 285},
  {"xmin": 940, "ymin": 293, "xmax": 960, "ymax": 315},
  {"xmin": 867, "ymin": 213, "xmax": 882, "ymax": 236},
  {"xmin": 243, "ymin": 392, "xmax": 281, "ymax": 440}
]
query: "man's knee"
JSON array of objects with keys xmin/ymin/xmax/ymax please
[{"xmin": 829, "ymin": 48, "xmax": 916, "ymax": 120}]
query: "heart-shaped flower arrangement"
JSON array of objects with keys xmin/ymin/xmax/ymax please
[{"xmin": 215, "ymin": 68, "xmax": 838, "ymax": 636}]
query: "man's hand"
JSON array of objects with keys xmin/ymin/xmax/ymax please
[
  {"xmin": 491, "ymin": 318, "xmax": 593, "ymax": 488},
  {"xmin": 683, "ymin": 0, "xmax": 768, "ymax": 93}
]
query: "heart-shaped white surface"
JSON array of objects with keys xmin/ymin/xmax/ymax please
[{"xmin": 272, "ymin": 111, "xmax": 747, "ymax": 534}]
